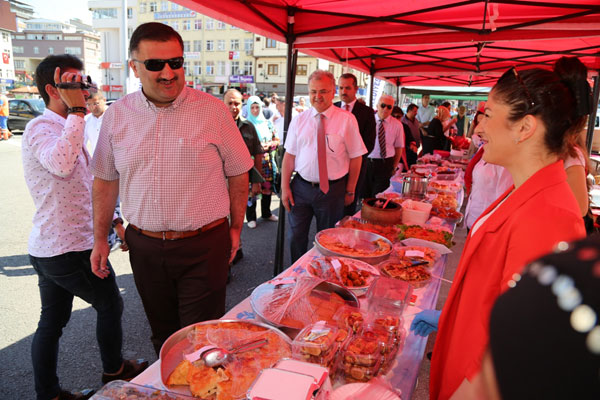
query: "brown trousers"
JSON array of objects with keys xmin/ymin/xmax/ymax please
[{"xmin": 125, "ymin": 220, "xmax": 230, "ymax": 354}]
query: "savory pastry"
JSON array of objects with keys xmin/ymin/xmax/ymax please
[
  {"xmin": 381, "ymin": 262, "xmax": 431, "ymax": 285},
  {"xmin": 318, "ymin": 233, "xmax": 391, "ymax": 257}
]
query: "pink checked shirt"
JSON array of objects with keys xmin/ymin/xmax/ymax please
[
  {"xmin": 22, "ymin": 109, "xmax": 94, "ymax": 257},
  {"xmin": 91, "ymin": 87, "xmax": 253, "ymax": 231}
]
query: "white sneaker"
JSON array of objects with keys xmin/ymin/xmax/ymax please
[
  {"xmin": 265, "ymin": 215, "xmax": 278, "ymax": 222},
  {"xmin": 247, "ymin": 220, "xmax": 257, "ymax": 229}
]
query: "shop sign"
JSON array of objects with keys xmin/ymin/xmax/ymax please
[
  {"xmin": 110, "ymin": 85, "xmax": 123, "ymax": 92},
  {"xmin": 154, "ymin": 10, "xmax": 196, "ymax": 19},
  {"xmin": 214, "ymin": 76, "xmax": 228, "ymax": 83},
  {"xmin": 100, "ymin": 62, "xmax": 123, "ymax": 69},
  {"xmin": 0, "ymin": 78, "xmax": 14, "ymax": 84},
  {"xmin": 229, "ymin": 75, "xmax": 254, "ymax": 83},
  {"xmin": 228, "ymin": 51, "xmax": 239, "ymax": 60}
]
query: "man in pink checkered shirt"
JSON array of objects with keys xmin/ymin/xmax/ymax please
[{"xmin": 90, "ymin": 23, "xmax": 253, "ymax": 353}]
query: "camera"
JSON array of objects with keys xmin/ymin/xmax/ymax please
[{"xmin": 55, "ymin": 75, "xmax": 98, "ymax": 92}]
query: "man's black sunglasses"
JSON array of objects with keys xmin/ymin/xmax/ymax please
[
  {"xmin": 380, "ymin": 103, "xmax": 392, "ymax": 110},
  {"xmin": 132, "ymin": 57, "xmax": 184, "ymax": 72}
]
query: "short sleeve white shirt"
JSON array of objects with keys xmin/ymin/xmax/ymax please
[
  {"xmin": 284, "ymin": 104, "xmax": 367, "ymax": 182},
  {"xmin": 417, "ymin": 104, "xmax": 436, "ymax": 124},
  {"xmin": 369, "ymin": 115, "xmax": 405, "ymax": 159},
  {"xmin": 84, "ymin": 113, "xmax": 102, "ymax": 156}
]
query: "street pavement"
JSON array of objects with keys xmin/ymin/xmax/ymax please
[{"xmin": 0, "ymin": 133, "xmax": 465, "ymax": 399}]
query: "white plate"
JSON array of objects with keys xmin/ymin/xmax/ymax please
[{"xmin": 332, "ymin": 382, "xmax": 401, "ymax": 400}]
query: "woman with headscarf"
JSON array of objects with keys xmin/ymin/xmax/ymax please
[
  {"xmin": 411, "ymin": 59, "xmax": 591, "ymax": 399},
  {"xmin": 245, "ymin": 96, "xmax": 278, "ymax": 228},
  {"xmin": 422, "ymin": 105, "xmax": 451, "ymax": 154}
]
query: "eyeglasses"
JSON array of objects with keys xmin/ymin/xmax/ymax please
[
  {"xmin": 132, "ymin": 57, "xmax": 184, "ymax": 72},
  {"xmin": 309, "ymin": 89, "xmax": 332, "ymax": 96},
  {"xmin": 380, "ymin": 103, "xmax": 392, "ymax": 110},
  {"xmin": 505, "ymin": 66, "xmax": 536, "ymax": 108}
]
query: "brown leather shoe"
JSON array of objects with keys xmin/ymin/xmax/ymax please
[
  {"xmin": 57, "ymin": 389, "xmax": 95, "ymax": 400},
  {"xmin": 101, "ymin": 359, "xmax": 149, "ymax": 384}
]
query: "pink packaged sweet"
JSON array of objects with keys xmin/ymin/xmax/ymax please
[
  {"xmin": 247, "ymin": 368, "xmax": 318, "ymax": 400},
  {"xmin": 275, "ymin": 359, "xmax": 333, "ymax": 400},
  {"xmin": 292, "ymin": 322, "xmax": 349, "ymax": 373}
]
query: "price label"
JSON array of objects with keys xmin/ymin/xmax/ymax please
[
  {"xmin": 330, "ymin": 259, "xmax": 342, "ymax": 269},
  {"xmin": 405, "ymin": 250, "xmax": 425, "ymax": 258}
]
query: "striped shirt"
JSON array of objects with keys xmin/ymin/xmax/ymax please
[{"xmin": 91, "ymin": 87, "xmax": 253, "ymax": 231}]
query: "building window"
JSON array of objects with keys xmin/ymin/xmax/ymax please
[
  {"xmin": 65, "ymin": 47, "xmax": 82, "ymax": 55},
  {"xmin": 128, "ymin": 27, "xmax": 133, "ymax": 38},
  {"xmin": 217, "ymin": 21, "xmax": 226, "ymax": 29},
  {"xmin": 33, "ymin": 46, "xmax": 39, "ymax": 54},
  {"xmin": 13, "ymin": 46, "xmax": 24, "ymax": 54},
  {"xmin": 217, "ymin": 40, "xmax": 225, "ymax": 51},
  {"xmin": 48, "ymin": 47, "xmax": 54, "ymax": 54},
  {"xmin": 217, "ymin": 61, "xmax": 226, "ymax": 76},
  {"xmin": 296, "ymin": 64, "xmax": 308, "ymax": 76},
  {"xmin": 92, "ymin": 8, "xmax": 118, "ymax": 19},
  {"xmin": 182, "ymin": 20, "xmax": 190, "ymax": 30},
  {"xmin": 267, "ymin": 64, "xmax": 278, "ymax": 75},
  {"xmin": 266, "ymin": 38, "xmax": 277, "ymax": 48},
  {"xmin": 229, "ymin": 39, "xmax": 240, "ymax": 51},
  {"xmin": 172, "ymin": 21, "xmax": 178, "ymax": 31},
  {"xmin": 194, "ymin": 61, "xmax": 202, "ymax": 75},
  {"xmin": 2, "ymin": 32, "xmax": 8, "ymax": 42},
  {"xmin": 139, "ymin": 2, "xmax": 146, "ymax": 13},
  {"xmin": 149, "ymin": 2, "xmax": 157, "ymax": 12},
  {"xmin": 127, "ymin": 8, "xmax": 133, "ymax": 19},
  {"xmin": 183, "ymin": 61, "xmax": 189, "ymax": 75},
  {"xmin": 14, "ymin": 60, "xmax": 25, "ymax": 69},
  {"xmin": 193, "ymin": 40, "xmax": 202, "ymax": 52},
  {"xmin": 161, "ymin": 1, "xmax": 168, "ymax": 11},
  {"xmin": 171, "ymin": 2, "xmax": 180, "ymax": 10},
  {"xmin": 206, "ymin": 18, "xmax": 214, "ymax": 30},
  {"xmin": 194, "ymin": 19, "xmax": 202, "ymax": 30},
  {"xmin": 244, "ymin": 38, "xmax": 253, "ymax": 51},
  {"xmin": 328, "ymin": 65, "xmax": 335, "ymax": 74},
  {"xmin": 206, "ymin": 40, "xmax": 214, "ymax": 51},
  {"xmin": 244, "ymin": 61, "xmax": 253, "ymax": 75},
  {"xmin": 231, "ymin": 61, "xmax": 239, "ymax": 75},
  {"xmin": 206, "ymin": 61, "xmax": 214, "ymax": 75},
  {"xmin": 183, "ymin": 40, "xmax": 190, "ymax": 52}
]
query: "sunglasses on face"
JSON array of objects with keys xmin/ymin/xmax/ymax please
[
  {"xmin": 132, "ymin": 57, "xmax": 184, "ymax": 72},
  {"xmin": 380, "ymin": 103, "xmax": 392, "ymax": 110}
]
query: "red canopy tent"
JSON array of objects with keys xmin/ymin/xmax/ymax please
[{"xmin": 176, "ymin": 0, "xmax": 600, "ymax": 273}]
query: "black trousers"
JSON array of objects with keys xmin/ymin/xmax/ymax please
[
  {"xmin": 362, "ymin": 157, "xmax": 395, "ymax": 199},
  {"xmin": 344, "ymin": 156, "xmax": 368, "ymax": 216},
  {"xmin": 125, "ymin": 220, "xmax": 230, "ymax": 354}
]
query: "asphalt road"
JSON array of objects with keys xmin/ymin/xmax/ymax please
[
  {"xmin": 0, "ymin": 134, "xmax": 466, "ymax": 399},
  {"xmin": 0, "ymin": 134, "xmax": 296, "ymax": 399}
]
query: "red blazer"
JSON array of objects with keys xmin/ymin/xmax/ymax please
[{"xmin": 430, "ymin": 161, "xmax": 585, "ymax": 400}]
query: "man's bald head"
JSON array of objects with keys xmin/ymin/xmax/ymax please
[{"xmin": 223, "ymin": 89, "xmax": 243, "ymax": 120}]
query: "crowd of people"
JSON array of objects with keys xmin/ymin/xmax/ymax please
[{"xmin": 17, "ymin": 18, "xmax": 599, "ymax": 400}]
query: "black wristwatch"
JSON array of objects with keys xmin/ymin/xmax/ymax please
[
  {"xmin": 67, "ymin": 106, "xmax": 87, "ymax": 115},
  {"xmin": 112, "ymin": 217, "xmax": 124, "ymax": 228}
]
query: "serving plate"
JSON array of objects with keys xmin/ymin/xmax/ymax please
[
  {"xmin": 159, "ymin": 319, "xmax": 292, "ymax": 397},
  {"xmin": 250, "ymin": 277, "xmax": 359, "ymax": 335},
  {"xmin": 315, "ymin": 227, "xmax": 393, "ymax": 265},
  {"xmin": 306, "ymin": 256, "xmax": 380, "ymax": 296}
]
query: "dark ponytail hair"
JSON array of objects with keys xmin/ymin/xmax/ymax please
[{"xmin": 491, "ymin": 60, "xmax": 591, "ymax": 157}]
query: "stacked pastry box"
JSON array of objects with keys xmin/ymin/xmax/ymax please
[{"xmin": 285, "ymin": 278, "xmax": 412, "ymax": 387}]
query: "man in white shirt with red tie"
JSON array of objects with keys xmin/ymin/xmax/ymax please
[
  {"xmin": 362, "ymin": 94, "xmax": 407, "ymax": 198},
  {"xmin": 281, "ymin": 70, "xmax": 367, "ymax": 263}
]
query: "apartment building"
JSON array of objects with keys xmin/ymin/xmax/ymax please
[
  {"xmin": 137, "ymin": 0, "xmax": 255, "ymax": 94},
  {"xmin": 0, "ymin": 0, "xmax": 16, "ymax": 91},
  {"xmin": 8, "ymin": 0, "xmax": 34, "ymax": 32},
  {"xmin": 11, "ymin": 18, "xmax": 101, "ymax": 87},
  {"xmin": 88, "ymin": 0, "xmax": 138, "ymax": 99}
]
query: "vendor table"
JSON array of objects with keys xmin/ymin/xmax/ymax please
[{"xmin": 132, "ymin": 245, "xmax": 452, "ymax": 399}]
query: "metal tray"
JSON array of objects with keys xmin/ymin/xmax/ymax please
[
  {"xmin": 250, "ymin": 277, "xmax": 359, "ymax": 336},
  {"xmin": 159, "ymin": 319, "xmax": 292, "ymax": 396},
  {"xmin": 315, "ymin": 227, "xmax": 393, "ymax": 265}
]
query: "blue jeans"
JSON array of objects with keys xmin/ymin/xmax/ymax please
[
  {"xmin": 30, "ymin": 250, "xmax": 124, "ymax": 400},
  {"xmin": 288, "ymin": 175, "xmax": 346, "ymax": 263}
]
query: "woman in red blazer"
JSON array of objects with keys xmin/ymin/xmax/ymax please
[{"xmin": 411, "ymin": 59, "xmax": 592, "ymax": 399}]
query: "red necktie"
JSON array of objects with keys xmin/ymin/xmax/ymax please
[
  {"xmin": 378, "ymin": 120, "xmax": 387, "ymax": 158},
  {"xmin": 345, "ymin": 104, "xmax": 350, "ymax": 112},
  {"xmin": 317, "ymin": 113, "xmax": 329, "ymax": 194}
]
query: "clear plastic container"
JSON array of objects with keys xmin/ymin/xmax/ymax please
[
  {"xmin": 367, "ymin": 312, "xmax": 404, "ymax": 340},
  {"xmin": 91, "ymin": 380, "xmax": 195, "ymax": 399},
  {"xmin": 292, "ymin": 322, "xmax": 349, "ymax": 371},
  {"xmin": 366, "ymin": 276, "xmax": 413, "ymax": 317},
  {"xmin": 333, "ymin": 305, "xmax": 365, "ymax": 334},
  {"xmin": 338, "ymin": 334, "xmax": 384, "ymax": 383}
]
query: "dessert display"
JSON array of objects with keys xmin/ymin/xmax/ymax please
[
  {"xmin": 430, "ymin": 206, "xmax": 463, "ymax": 221},
  {"xmin": 318, "ymin": 232, "xmax": 391, "ymax": 258},
  {"xmin": 379, "ymin": 260, "xmax": 432, "ymax": 288},
  {"xmin": 251, "ymin": 277, "xmax": 359, "ymax": 330},
  {"xmin": 93, "ymin": 380, "xmax": 195, "ymax": 400},
  {"xmin": 431, "ymin": 193, "xmax": 459, "ymax": 210},
  {"xmin": 397, "ymin": 225, "xmax": 453, "ymax": 247},
  {"xmin": 337, "ymin": 218, "xmax": 400, "ymax": 243},
  {"xmin": 339, "ymin": 334, "xmax": 384, "ymax": 383},
  {"xmin": 162, "ymin": 321, "xmax": 292, "ymax": 399},
  {"xmin": 394, "ymin": 245, "xmax": 439, "ymax": 267},
  {"xmin": 292, "ymin": 322, "xmax": 350, "ymax": 373},
  {"xmin": 334, "ymin": 306, "xmax": 365, "ymax": 334},
  {"xmin": 305, "ymin": 257, "xmax": 378, "ymax": 293}
]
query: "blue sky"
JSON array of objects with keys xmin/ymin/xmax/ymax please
[{"xmin": 25, "ymin": 0, "xmax": 94, "ymax": 25}]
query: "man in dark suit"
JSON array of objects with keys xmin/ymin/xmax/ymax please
[{"xmin": 335, "ymin": 73, "xmax": 376, "ymax": 215}]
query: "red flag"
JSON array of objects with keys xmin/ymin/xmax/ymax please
[{"xmin": 2, "ymin": 53, "xmax": 9, "ymax": 64}]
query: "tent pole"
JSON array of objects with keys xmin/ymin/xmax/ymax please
[
  {"xmin": 274, "ymin": 8, "xmax": 297, "ymax": 277},
  {"xmin": 586, "ymin": 75, "xmax": 599, "ymax": 155},
  {"xmin": 369, "ymin": 72, "xmax": 375, "ymax": 108}
]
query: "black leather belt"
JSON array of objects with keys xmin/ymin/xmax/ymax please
[
  {"xmin": 368, "ymin": 157, "xmax": 394, "ymax": 163},
  {"xmin": 296, "ymin": 173, "xmax": 346, "ymax": 188}
]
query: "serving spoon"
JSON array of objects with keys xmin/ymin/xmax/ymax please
[{"xmin": 186, "ymin": 337, "xmax": 269, "ymax": 367}]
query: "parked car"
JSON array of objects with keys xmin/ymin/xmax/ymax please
[{"xmin": 7, "ymin": 98, "xmax": 46, "ymax": 132}]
